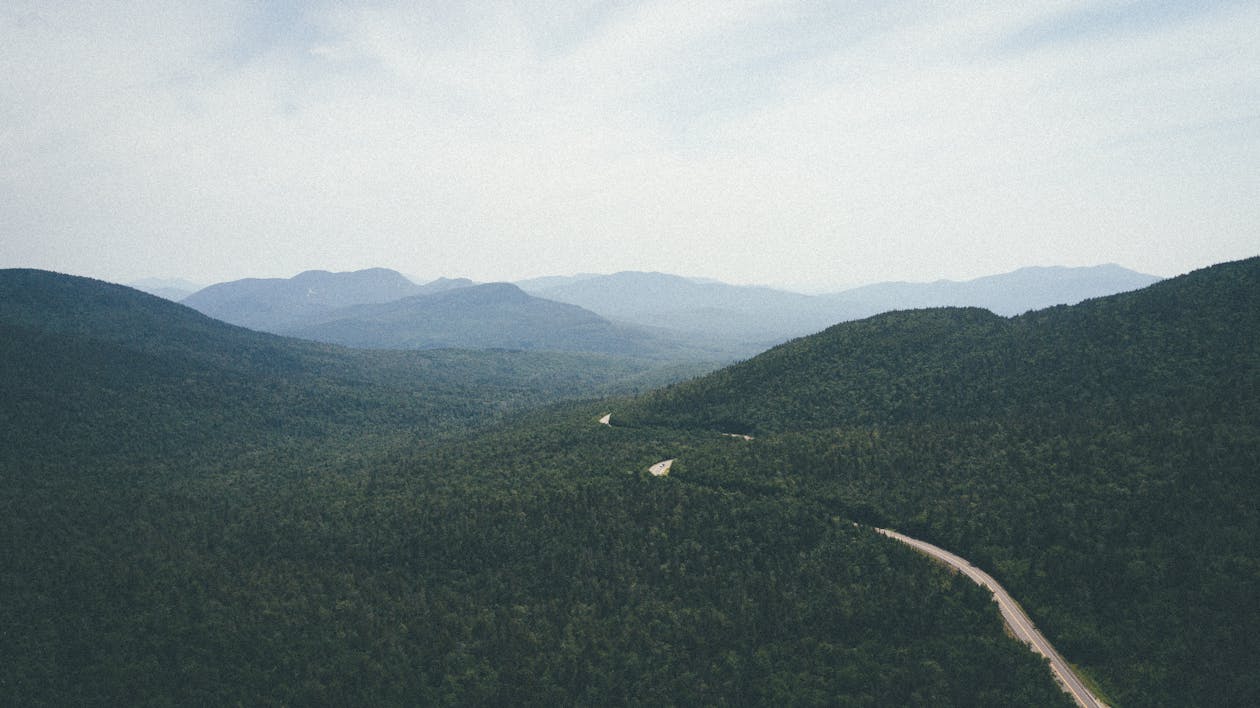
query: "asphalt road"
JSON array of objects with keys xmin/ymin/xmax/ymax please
[
  {"xmin": 875, "ymin": 527, "xmax": 1106, "ymax": 708},
  {"xmin": 598, "ymin": 413, "xmax": 1102, "ymax": 704}
]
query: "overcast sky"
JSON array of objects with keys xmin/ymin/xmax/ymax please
[{"xmin": 2, "ymin": 1, "xmax": 1256, "ymax": 290}]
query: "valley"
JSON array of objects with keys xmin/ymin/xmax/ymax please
[
  {"xmin": 8, "ymin": 3, "xmax": 1253, "ymax": 704},
  {"xmin": 170, "ymin": 264, "xmax": 1160, "ymax": 361},
  {"xmin": 2, "ymin": 258, "xmax": 1256, "ymax": 706}
]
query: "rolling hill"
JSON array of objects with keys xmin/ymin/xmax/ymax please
[
  {"xmin": 3, "ymin": 259, "xmax": 1247, "ymax": 706},
  {"xmin": 279, "ymin": 282, "xmax": 694, "ymax": 358},
  {"xmin": 619, "ymin": 256, "xmax": 1260, "ymax": 706},
  {"xmin": 182, "ymin": 270, "xmax": 711, "ymax": 359},
  {"xmin": 0, "ymin": 269, "xmax": 695, "ymax": 463},
  {"xmin": 622, "ymin": 259, "xmax": 1249, "ymax": 433},
  {"xmin": 1, "ymin": 267, "xmax": 1073, "ymax": 705}
]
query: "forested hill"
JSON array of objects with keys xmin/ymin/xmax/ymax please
[
  {"xmin": 1, "ymin": 268, "xmax": 1076, "ymax": 706},
  {"xmin": 0, "ymin": 269, "xmax": 692, "ymax": 462},
  {"xmin": 623, "ymin": 257, "xmax": 1258, "ymax": 434},
  {"xmin": 614, "ymin": 256, "xmax": 1260, "ymax": 705}
]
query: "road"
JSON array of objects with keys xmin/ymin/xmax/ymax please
[
  {"xmin": 875, "ymin": 527, "xmax": 1106, "ymax": 708},
  {"xmin": 595, "ymin": 413, "xmax": 1101, "ymax": 705}
]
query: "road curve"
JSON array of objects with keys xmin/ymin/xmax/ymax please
[
  {"xmin": 875, "ymin": 528, "xmax": 1105, "ymax": 708},
  {"xmin": 594, "ymin": 414, "xmax": 1100, "ymax": 704}
]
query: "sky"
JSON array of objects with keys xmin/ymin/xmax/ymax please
[{"xmin": 1, "ymin": 0, "xmax": 1257, "ymax": 291}]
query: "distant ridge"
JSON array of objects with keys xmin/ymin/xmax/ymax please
[
  {"xmin": 622, "ymin": 257, "xmax": 1252, "ymax": 434},
  {"xmin": 129, "ymin": 277, "xmax": 203, "ymax": 301},
  {"xmin": 179, "ymin": 270, "xmax": 708, "ymax": 359},
  {"xmin": 281, "ymin": 281, "xmax": 683, "ymax": 356},
  {"xmin": 0, "ymin": 268, "xmax": 690, "ymax": 461},
  {"xmin": 526, "ymin": 265, "xmax": 1161, "ymax": 352},
  {"xmin": 182, "ymin": 268, "xmax": 435, "ymax": 331},
  {"xmin": 181, "ymin": 264, "xmax": 1161, "ymax": 359},
  {"xmin": 823, "ymin": 263, "xmax": 1162, "ymax": 317}
]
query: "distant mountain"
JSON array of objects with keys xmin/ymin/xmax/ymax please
[
  {"xmin": 624, "ymin": 260, "xmax": 1241, "ymax": 434},
  {"xmin": 528, "ymin": 271, "xmax": 827, "ymax": 348},
  {"xmin": 129, "ymin": 277, "xmax": 203, "ymax": 301},
  {"xmin": 527, "ymin": 265, "xmax": 1162, "ymax": 353},
  {"xmin": 180, "ymin": 264, "xmax": 1159, "ymax": 360},
  {"xmin": 0, "ymin": 269, "xmax": 688, "ymax": 462},
  {"xmin": 820, "ymin": 263, "xmax": 1162, "ymax": 317},
  {"xmin": 182, "ymin": 269, "xmax": 717, "ymax": 359},
  {"xmin": 182, "ymin": 268, "xmax": 438, "ymax": 331},
  {"xmin": 418, "ymin": 276, "xmax": 477, "ymax": 294},
  {"xmin": 281, "ymin": 282, "xmax": 694, "ymax": 358},
  {"xmin": 514, "ymin": 273, "xmax": 602, "ymax": 291}
]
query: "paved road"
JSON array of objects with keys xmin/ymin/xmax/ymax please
[
  {"xmin": 596, "ymin": 414, "xmax": 1099, "ymax": 704},
  {"xmin": 875, "ymin": 527, "xmax": 1105, "ymax": 708}
]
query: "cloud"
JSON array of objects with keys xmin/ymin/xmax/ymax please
[{"xmin": 1, "ymin": 1, "xmax": 1256, "ymax": 288}]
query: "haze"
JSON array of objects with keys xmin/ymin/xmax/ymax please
[{"xmin": 2, "ymin": 1, "xmax": 1257, "ymax": 290}]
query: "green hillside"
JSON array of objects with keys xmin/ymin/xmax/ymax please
[
  {"xmin": 620, "ymin": 257, "xmax": 1260, "ymax": 705},
  {"xmin": 0, "ymin": 270, "xmax": 702, "ymax": 464},
  {"xmin": 1, "ymin": 269, "xmax": 1073, "ymax": 705},
  {"xmin": 623, "ymin": 258, "xmax": 1256, "ymax": 433}
]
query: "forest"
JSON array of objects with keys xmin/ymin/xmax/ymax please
[
  {"xmin": 3, "ymin": 258, "xmax": 1257, "ymax": 705},
  {"xmin": 620, "ymin": 257, "xmax": 1260, "ymax": 705}
]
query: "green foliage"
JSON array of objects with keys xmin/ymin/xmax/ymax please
[
  {"xmin": 623, "ymin": 258, "xmax": 1258, "ymax": 434},
  {"xmin": 621, "ymin": 257, "xmax": 1260, "ymax": 706},
  {"xmin": 0, "ymin": 269, "xmax": 1072, "ymax": 705},
  {"xmin": 9, "ymin": 259, "xmax": 1254, "ymax": 705},
  {"xmin": 1, "ymin": 409, "xmax": 1071, "ymax": 706}
]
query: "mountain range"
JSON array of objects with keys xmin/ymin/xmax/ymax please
[
  {"xmin": 0, "ymin": 269, "xmax": 693, "ymax": 463},
  {"xmin": 3, "ymin": 257, "xmax": 1255, "ymax": 706},
  {"xmin": 177, "ymin": 264, "xmax": 1160, "ymax": 359},
  {"xmin": 181, "ymin": 268, "xmax": 471, "ymax": 331},
  {"xmin": 279, "ymin": 282, "xmax": 688, "ymax": 357},
  {"xmin": 523, "ymin": 264, "xmax": 1161, "ymax": 348},
  {"xmin": 129, "ymin": 277, "xmax": 204, "ymax": 301}
]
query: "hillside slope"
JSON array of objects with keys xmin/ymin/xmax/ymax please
[
  {"xmin": 0, "ymin": 269, "xmax": 682, "ymax": 462},
  {"xmin": 820, "ymin": 263, "xmax": 1160, "ymax": 317},
  {"xmin": 626, "ymin": 258, "xmax": 1253, "ymax": 434},
  {"xmin": 621, "ymin": 256, "xmax": 1260, "ymax": 706},
  {"xmin": 0, "ymin": 269, "xmax": 1072, "ymax": 706}
]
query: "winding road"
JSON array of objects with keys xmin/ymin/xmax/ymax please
[
  {"xmin": 595, "ymin": 412, "xmax": 1103, "ymax": 705},
  {"xmin": 875, "ymin": 527, "xmax": 1105, "ymax": 708}
]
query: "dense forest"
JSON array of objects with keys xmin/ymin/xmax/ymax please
[
  {"xmin": 3, "ymin": 259, "xmax": 1256, "ymax": 705},
  {"xmin": 621, "ymin": 257, "xmax": 1260, "ymax": 705},
  {"xmin": 1, "ymin": 270, "xmax": 1071, "ymax": 705}
]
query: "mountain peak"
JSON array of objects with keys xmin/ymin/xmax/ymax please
[{"xmin": 183, "ymin": 268, "xmax": 425, "ymax": 331}]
